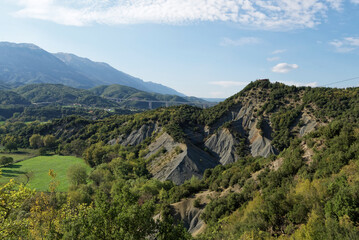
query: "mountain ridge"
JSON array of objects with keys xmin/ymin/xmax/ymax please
[{"xmin": 0, "ymin": 42, "xmax": 184, "ymax": 96}]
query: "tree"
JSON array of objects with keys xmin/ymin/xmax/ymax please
[
  {"xmin": 29, "ymin": 134, "xmax": 43, "ymax": 149},
  {"xmin": 43, "ymin": 135, "xmax": 56, "ymax": 151},
  {"xmin": 67, "ymin": 164, "xmax": 88, "ymax": 186},
  {"xmin": 0, "ymin": 179, "xmax": 35, "ymax": 239},
  {"xmin": 5, "ymin": 142, "xmax": 17, "ymax": 152},
  {"xmin": 61, "ymin": 183, "xmax": 157, "ymax": 239}
]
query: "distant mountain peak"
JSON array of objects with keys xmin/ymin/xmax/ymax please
[
  {"xmin": 0, "ymin": 41, "xmax": 41, "ymax": 50},
  {"xmin": 53, "ymin": 51, "xmax": 185, "ymax": 96},
  {"xmin": 0, "ymin": 42, "xmax": 185, "ymax": 96}
]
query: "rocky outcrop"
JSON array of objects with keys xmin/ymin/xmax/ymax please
[
  {"xmin": 299, "ymin": 113, "xmax": 318, "ymax": 137},
  {"xmin": 249, "ymin": 125, "xmax": 277, "ymax": 157},
  {"xmin": 205, "ymin": 99, "xmax": 277, "ymax": 159},
  {"xmin": 147, "ymin": 135, "xmax": 219, "ymax": 185},
  {"xmin": 204, "ymin": 128, "xmax": 238, "ymax": 165},
  {"xmin": 145, "ymin": 132, "xmax": 179, "ymax": 157},
  {"xmin": 172, "ymin": 201, "xmax": 205, "ymax": 235},
  {"xmin": 116, "ymin": 123, "xmax": 160, "ymax": 146}
]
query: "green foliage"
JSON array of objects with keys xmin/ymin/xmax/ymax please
[
  {"xmin": 270, "ymin": 106, "xmax": 302, "ymax": 150},
  {"xmin": 167, "ymin": 176, "xmax": 207, "ymax": 203},
  {"xmin": 0, "ymin": 179, "xmax": 35, "ymax": 239},
  {"xmin": 29, "ymin": 134, "xmax": 43, "ymax": 149},
  {"xmin": 4, "ymin": 142, "xmax": 17, "ymax": 152},
  {"xmin": 0, "ymin": 156, "xmax": 13, "ymax": 166},
  {"xmin": 303, "ymin": 87, "xmax": 359, "ymax": 121},
  {"xmin": 67, "ymin": 163, "xmax": 88, "ymax": 186},
  {"xmin": 201, "ymin": 192, "xmax": 246, "ymax": 224},
  {"xmin": 15, "ymin": 83, "xmax": 117, "ymax": 108},
  {"xmin": 0, "ymin": 90, "xmax": 30, "ymax": 105}
]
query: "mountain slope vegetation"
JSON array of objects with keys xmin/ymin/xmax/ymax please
[
  {"xmin": 15, "ymin": 84, "xmax": 117, "ymax": 107},
  {"xmin": 0, "ymin": 83, "xmax": 214, "ymax": 121},
  {"xmin": 1, "ymin": 80, "xmax": 359, "ymax": 239}
]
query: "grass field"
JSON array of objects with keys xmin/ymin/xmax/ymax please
[
  {"xmin": 0, "ymin": 148, "xmax": 38, "ymax": 162},
  {"xmin": 0, "ymin": 155, "xmax": 91, "ymax": 192}
]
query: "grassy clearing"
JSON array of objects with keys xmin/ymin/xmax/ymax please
[
  {"xmin": 0, "ymin": 148, "xmax": 38, "ymax": 162},
  {"xmin": 0, "ymin": 155, "xmax": 91, "ymax": 192}
]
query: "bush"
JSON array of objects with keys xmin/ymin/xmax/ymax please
[
  {"xmin": 193, "ymin": 198, "xmax": 201, "ymax": 208},
  {"xmin": 0, "ymin": 156, "xmax": 14, "ymax": 166}
]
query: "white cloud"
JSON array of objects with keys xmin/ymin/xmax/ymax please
[
  {"xmin": 325, "ymin": 0, "xmax": 344, "ymax": 10},
  {"xmin": 267, "ymin": 56, "xmax": 280, "ymax": 62},
  {"xmin": 345, "ymin": 37, "xmax": 359, "ymax": 46},
  {"xmin": 11, "ymin": 0, "xmax": 349, "ymax": 29},
  {"xmin": 220, "ymin": 37, "xmax": 261, "ymax": 47},
  {"xmin": 351, "ymin": 0, "xmax": 359, "ymax": 4},
  {"xmin": 329, "ymin": 37, "xmax": 359, "ymax": 52},
  {"xmin": 272, "ymin": 63, "xmax": 299, "ymax": 73},
  {"xmin": 210, "ymin": 81, "xmax": 247, "ymax": 88},
  {"xmin": 272, "ymin": 49, "xmax": 287, "ymax": 54}
]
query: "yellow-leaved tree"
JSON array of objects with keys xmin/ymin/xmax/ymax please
[{"xmin": 0, "ymin": 179, "xmax": 35, "ymax": 239}]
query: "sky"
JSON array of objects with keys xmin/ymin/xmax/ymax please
[{"xmin": 0, "ymin": 0, "xmax": 359, "ymax": 98}]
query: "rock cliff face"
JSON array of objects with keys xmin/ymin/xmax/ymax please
[
  {"xmin": 146, "ymin": 133, "xmax": 218, "ymax": 184},
  {"xmin": 171, "ymin": 198, "xmax": 205, "ymax": 235},
  {"xmin": 299, "ymin": 113, "xmax": 319, "ymax": 137},
  {"xmin": 204, "ymin": 129, "xmax": 238, "ymax": 165},
  {"xmin": 156, "ymin": 143, "xmax": 218, "ymax": 185},
  {"xmin": 204, "ymin": 98, "xmax": 277, "ymax": 160},
  {"xmin": 116, "ymin": 123, "xmax": 161, "ymax": 146}
]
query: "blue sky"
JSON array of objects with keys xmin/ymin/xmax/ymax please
[{"xmin": 1, "ymin": 0, "xmax": 359, "ymax": 98}]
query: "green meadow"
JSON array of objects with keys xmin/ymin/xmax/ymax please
[
  {"xmin": 0, "ymin": 148, "xmax": 38, "ymax": 162},
  {"xmin": 0, "ymin": 155, "xmax": 91, "ymax": 192}
]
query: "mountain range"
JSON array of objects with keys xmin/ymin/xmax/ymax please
[{"xmin": 0, "ymin": 42, "xmax": 184, "ymax": 96}]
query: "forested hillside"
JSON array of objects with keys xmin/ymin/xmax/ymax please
[
  {"xmin": 90, "ymin": 84, "xmax": 213, "ymax": 109},
  {"xmin": 0, "ymin": 83, "xmax": 213, "ymax": 121},
  {"xmin": 15, "ymin": 84, "xmax": 117, "ymax": 107},
  {"xmin": 1, "ymin": 80, "xmax": 359, "ymax": 239}
]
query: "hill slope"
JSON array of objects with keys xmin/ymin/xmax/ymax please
[
  {"xmin": 14, "ymin": 84, "xmax": 117, "ymax": 107},
  {"xmin": 90, "ymin": 84, "xmax": 213, "ymax": 109},
  {"xmin": 0, "ymin": 90, "xmax": 30, "ymax": 105}
]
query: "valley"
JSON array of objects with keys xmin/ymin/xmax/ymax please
[{"xmin": 1, "ymin": 79, "xmax": 359, "ymax": 239}]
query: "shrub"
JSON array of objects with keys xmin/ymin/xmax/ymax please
[{"xmin": 0, "ymin": 156, "xmax": 14, "ymax": 166}]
